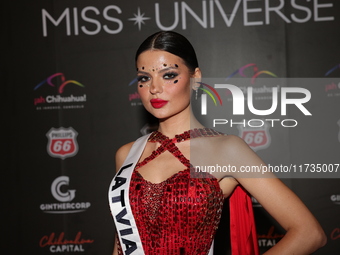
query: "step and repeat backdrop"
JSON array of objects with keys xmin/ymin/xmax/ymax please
[{"xmin": 3, "ymin": 0, "xmax": 340, "ymax": 254}]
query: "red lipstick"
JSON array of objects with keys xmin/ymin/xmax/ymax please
[{"xmin": 150, "ymin": 98, "xmax": 168, "ymax": 109}]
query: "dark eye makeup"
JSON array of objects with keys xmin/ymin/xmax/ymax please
[
  {"xmin": 163, "ymin": 72, "xmax": 178, "ymax": 79},
  {"xmin": 137, "ymin": 75, "xmax": 150, "ymax": 83}
]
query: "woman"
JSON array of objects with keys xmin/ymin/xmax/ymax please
[{"xmin": 109, "ymin": 31, "xmax": 326, "ymax": 255}]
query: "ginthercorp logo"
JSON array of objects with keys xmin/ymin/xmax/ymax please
[
  {"xmin": 46, "ymin": 127, "xmax": 78, "ymax": 159},
  {"xmin": 40, "ymin": 176, "xmax": 91, "ymax": 214},
  {"xmin": 51, "ymin": 176, "xmax": 76, "ymax": 202},
  {"xmin": 34, "ymin": 73, "xmax": 87, "ymax": 111},
  {"xmin": 330, "ymin": 194, "xmax": 340, "ymax": 205},
  {"xmin": 39, "ymin": 231, "xmax": 94, "ymax": 253}
]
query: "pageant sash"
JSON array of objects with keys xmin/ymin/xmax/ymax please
[
  {"xmin": 108, "ymin": 134, "xmax": 150, "ymax": 255},
  {"xmin": 108, "ymin": 134, "xmax": 215, "ymax": 255}
]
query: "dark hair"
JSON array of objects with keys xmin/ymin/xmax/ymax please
[{"xmin": 135, "ymin": 31, "xmax": 199, "ymax": 73}]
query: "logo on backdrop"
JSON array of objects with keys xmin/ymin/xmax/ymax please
[
  {"xmin": 330, "ymin": 194, "xmax": 340, "ymax": 205},
  {"xmin": 39, "ymin": 231, "xmax": 94, "ymax": 253},
  {"xmin": 330, "ymin": 228, "xmax": 340, "ymax": 241},
  {"xmin": 34, "ymin": 73, "xmax": 87, "ymax": 111},
  {"xmin": 238, "ymin": 120, "xmax": 271, "ymax": 151},
  {"xmin": 140, "ymin": 123, "xmax": 158, "ymax": 135},
  {"xmin": 41, "ymin": 1, "xmax": 336, "ymax": 36},
  {"xmin": 129, "ymin": 91, "xmax": 143, "ymax": 107},
  {"xmin": 324, "ymin": 64, "xmax": 340, "ymax": 97},
  {"xmin": 46, "ymin": 127, "xmax": 78, "ymax": 159},
  {"xmin": 252, "ymin": 197, "xmax": 262, "ymax": 207},
  {"xmin": 257, "ymin": 226, "xmax": 285, "ymax": 248},
  {"xmin": 40, "ymin": 176, "xmax": 91, "ymax": 214}
]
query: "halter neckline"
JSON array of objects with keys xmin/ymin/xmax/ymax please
[{"xmin": 148, "ymin": 128, "xmax": 224, "ymax": 143}]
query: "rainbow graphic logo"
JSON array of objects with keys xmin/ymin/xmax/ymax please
[
  {"xmin": 197, "ymin": 63, "xmax": 277, "ymax": 106},
  {"xmin": 323, "ymin": 64, "xmax": 340, "ymax": 95},
  {"xmin": 226, "ymin": 63, "xmax": 277, "ymax": 84},
  {"xmin": 325, "ymin": 64, "xmax": 340, "ymax": 76},
  {"xmin": 34, "ymin": 73, "xmax": 85, "ymax": 93}
]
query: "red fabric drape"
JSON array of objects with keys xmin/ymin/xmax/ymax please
[{"xmin": 229, "ymin": 186, "xmax": 260, "ymax": 255}]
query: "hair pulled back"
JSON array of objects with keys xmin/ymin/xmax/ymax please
[{"xmin": 135, "ymin": 31, "xmax": 199, "ymax": 73}]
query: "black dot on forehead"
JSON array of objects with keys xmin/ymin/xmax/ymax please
[
  {"xmin": 175, "ymin": 64, "xmax": 178, "ymax": 67},
  {"xmin": 142, "ymin": 66, "xmax": 145, "ymax": 70},
  {"xmin": 163, "ymin": 63, "xmax": 167, "ymax": 67}
]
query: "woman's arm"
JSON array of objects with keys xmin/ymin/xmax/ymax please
[{"xmin": 224, "ymin": 135, "xmax": 327, "ymax": 254}]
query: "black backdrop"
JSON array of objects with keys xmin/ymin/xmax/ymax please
[{"xmin": 3, "ymin": 0, "xmax": 340, "ymax": 254}]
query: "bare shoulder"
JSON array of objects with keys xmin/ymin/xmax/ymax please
[
  {"xmin": 207, "ymin": 134, "xmax": 268, "ymax": 179},
  {"xmin": 215, "ymin": 134, "xmax": 253, "ymax": 155},
  {"xmin": 115, "ymin": 141, "xmax": 135, "ymax": 171},
  {"xmin": 221, "ymin": 134, "xmax": 249, "ymax": 146}
]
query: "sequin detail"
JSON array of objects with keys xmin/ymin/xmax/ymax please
[{"xmin": 117, "ymin": 128, "xmax": 225, "ymax": 255}]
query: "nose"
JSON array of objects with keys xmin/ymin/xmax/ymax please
[{"xmin": 149, "ymin": 79, "xmax": 163, "ymax": 94}]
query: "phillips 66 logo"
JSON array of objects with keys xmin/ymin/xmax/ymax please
[
  {"xmin": 238, "ymin": 120, "xmax": 271, "ymax": 151},
  {"xmin": 46, "ymin": 127, "xmax": 78, "ymax": 159}
]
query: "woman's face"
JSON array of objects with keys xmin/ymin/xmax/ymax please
[{"xmin": 136, "ymin": 50, "xmax": 200, "ymax": 120}]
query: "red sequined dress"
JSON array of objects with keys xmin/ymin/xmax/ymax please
[{"xmin": 117, "ymin": 128, "xmax": 225, "ymax": 255}]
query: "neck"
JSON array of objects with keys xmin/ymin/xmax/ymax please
[{"xmin": 157, "ymin": 106, "xmax": 204, "ymax": 137}]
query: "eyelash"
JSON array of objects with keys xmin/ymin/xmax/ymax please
[
  {"xmin": 137, "ymin": 75, "xmax": 150, "ymax": 83},
  {"xmin": 137, "ymin": 72, "xmax": 179, "ymax": 85},
  {"xmin": 163, "ymin": 72, "xmax": 178, "ymax": 79}
]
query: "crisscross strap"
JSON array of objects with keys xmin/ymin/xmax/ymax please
[{"xmin": 135, "ymin": 128, "xmax": 224, "ymax": 170}]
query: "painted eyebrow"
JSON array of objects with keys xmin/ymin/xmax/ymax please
[
  {"xmin": 136, "ymin": 71, "xmax": 149, "ymax": 75},
  {"xmin": 158, "ymin": 66, "xmax": 178, "ymax": 73},
  {"xmin": 137, "ymin": 66, "xmax": 179, "ymax": 75}
]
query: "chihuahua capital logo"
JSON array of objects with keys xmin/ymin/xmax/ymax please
[
  {"xmin": 34, "ymin": 73, "xmax": 87, "ymax": 111},
  {"xmin": 46, "ymin": 127, "xmax": 79, "ymax": 159}
]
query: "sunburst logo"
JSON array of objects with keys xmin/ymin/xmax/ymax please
[
  {"xmin": 197, "ymin": 63, "xmax": 277, "ymax": 108},
  {"xmin": 34, "ymin": 73, "xmax": 85, "ymax": 94},
  {"xmin": 226, "ymin": 63, "xmax": 277, "ymax": 84},
  {"xmin": 325, "ymin": 64, "xmax": 340, "ymax": 76}
]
